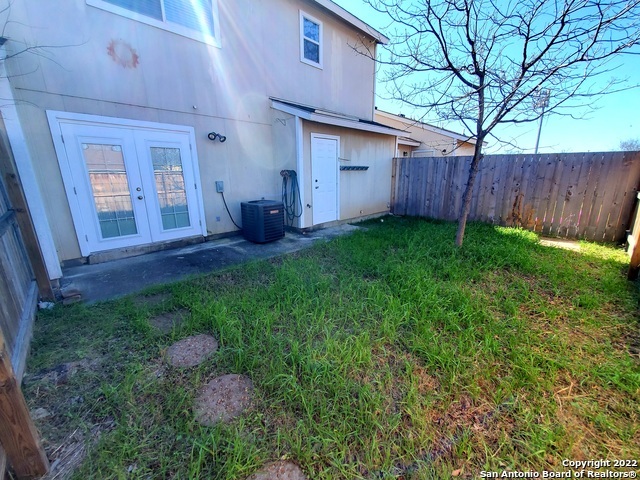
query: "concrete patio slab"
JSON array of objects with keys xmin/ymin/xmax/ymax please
[{"xmin": 60, "ymin": 224, "xmax": 362, "ymax": 303}]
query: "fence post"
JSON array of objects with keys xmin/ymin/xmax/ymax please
[
  {"xmin": 628, "ymin": 192, "xmax": 640, "ymax": 280},
  {"xmin": 0, "ymin": 330, "xmax": 49, "ymax": 478}
]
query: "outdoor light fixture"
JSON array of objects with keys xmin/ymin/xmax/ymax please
[{"xmin": 208, "ymin": 132, "xmax": 227, "ymax": 143}]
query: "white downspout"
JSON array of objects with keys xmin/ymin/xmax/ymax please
[{"xmin": 295, "ymin": 116, "xmax": 306, "ymax": 228}]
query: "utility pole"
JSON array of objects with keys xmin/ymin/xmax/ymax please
[{"xmin": 534, "ymin": 89, "xmax": 550, "ymax": 154}]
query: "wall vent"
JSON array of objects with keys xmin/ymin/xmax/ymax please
[{"xmin": 240, "ymin": 200, "xmax": 285, "ymax": 243}]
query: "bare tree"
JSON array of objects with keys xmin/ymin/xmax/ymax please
[
  {"xmin": 619, "ymin": 138, "xmax": 640, "ymax": 150},
  {"xmin": 361, "ymin": 0, "xmax": 640, "ymax": 245}
]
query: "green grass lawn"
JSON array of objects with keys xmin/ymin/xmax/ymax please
[{"xmin": 25, "ymin": 217, "xmax": 640, "ymax": 479}]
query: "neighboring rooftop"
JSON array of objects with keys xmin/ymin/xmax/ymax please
[{"xmin": 375, "ymin": 109, "xmax": 478, "ymax": 144}]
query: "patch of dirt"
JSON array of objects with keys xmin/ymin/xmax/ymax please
[
  {"xmin": 165, "ymin": 334, "xmax": 218, "ymax": 368},
  {"xmin": 355, "ymin": 345, "xmax": 440, "ymax": 416},
  {"xmin": 194, "ymin": 374, "xmax": 253, "ymax": 426},
  {"xmin": 25, "ymin": 357, "xmax": 103, "ymax": 386},
  {"xmin": 150, "ymin": 309, "xmax": 190, "ymax": 334},
  {"xmin": 246, "ymin": 461, "xmax": 307, "ymax": 480},
  {"xmin": 39, "ymin": 419, "xmax": 114, "ymax": 480},
  {"xmin": 539, "ymin": 237, "xmax": 581, "ymax": 252},
  {"xmin": 133, "ymin": 292, "xmax": 172, "ymax": 307}
]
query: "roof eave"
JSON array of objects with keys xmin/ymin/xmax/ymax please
[
  {"xmin": 310, "ymin": 0, "xmax": 389, "ymax": 44},
  {"xmin": 271, "ymin": 99, "xmax": 405, "ymax": 136}
]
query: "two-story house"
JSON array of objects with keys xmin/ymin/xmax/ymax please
[{"xmin": 0, "ymin": 0, "xmax": 404, "ymax": 282}]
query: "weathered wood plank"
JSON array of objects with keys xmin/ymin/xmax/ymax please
[
  {"xmin": 0, "ymin": 330, "xmax": 49, "ymax": 478},
  {"xmin": 541, "ymin": 154, "xmax": 565, "ymax": 235},
  {"xmin": 529, "ymin": 154, "xmax": 553, "ymax": 233},
  {"xmin": 567, "ymin": 153, "xmax": 596, "ymax": 238},
  {"xmin": 418, "ymin": 158, "xmax": 429, "ymax": 217},
  {"xmin": 576, "ymin": 152, "xmax": 603, "ymax": 239},
  {"xmin": 439, "ymin": 157, "xmax": 454, "ymax": 220},
  {"xmin": 627, "ymin": 192, "xmax": 640, "ymax": 279},
  {"xmin": 587, "ymin": 152, "xmax": 616, "ymax": 241},
  {"xmin": 507, "ymin": 155, "xmax": 527, "ymax": 227},
  {"xmin": 0, "ymin": 133, "xmax": 53, "ymax": 301},
  {"xmin": 450, "ymin": 156, "xmax": 466, "ymax": 220},
  {"xmin": 399, "ymin": 157, "xmax": 410, "ymax": 216},
  {"xmin": 553, "ymin": 153, "xmax": 583, "ymax": 237},
  {"xmin": 598, "ymin": 151, "xmax": 631, "ymax": 241},
  {"xmin": 615, "ymin": 152, "xmax": 640, "ymax": 241},
  {"xmin": 434, "ymin": 158, "xmax": 448, "ymax": 219},
  {"xmin": 390, "ymin": 158, "xmax": 398, "ymax": 213},
  {"xmin": 474, "ymin": 156, "xmax": 492, "ymax": 223}
]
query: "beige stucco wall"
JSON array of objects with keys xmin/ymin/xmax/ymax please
[
  {"xmin": 375, "ymin": 112, "xmax": 476, "ymax": 157},
  {"xmin": 301, "ymin": 121, "xmax": 395, "ymax": 228},
  {"xmin": 3, "ymin": 0, "xmax": 379, "ymax": 261}
]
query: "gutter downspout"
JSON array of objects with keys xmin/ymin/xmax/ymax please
[{"xmin": 295, "ymin": 116, "xmax": 306, "ymax": 228}]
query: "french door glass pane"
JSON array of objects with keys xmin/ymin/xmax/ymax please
[
  {"xmin": 150, "ymin": 147, "xmax": 191, "ymax": 230},
  {"xmin": 82, "ymin": 143, "xmax": 138, "ymax": 239}
]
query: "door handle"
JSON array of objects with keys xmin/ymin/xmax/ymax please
[{"xmin": 137, "ymin": 195, "xmax": 144, "ymax": 200}]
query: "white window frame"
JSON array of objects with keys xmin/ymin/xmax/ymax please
[
  {"xmin": 412, "ymin": 149, "xmax": 437, "ymax": 158},
  {"xmin": 300, "ymin": 11, "xmax": 323, "ymax": 69},
  {"xmin": 87, "ymin": 0, "xmax": 221, "ymax": 48}
]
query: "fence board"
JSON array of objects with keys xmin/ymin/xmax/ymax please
[
  {"xmin": 391, "ymin": 151, "xmax": 640, "ymax": 242},
  {"xmin": 598, "ymin": 151, "xmax": 629, "ymax": 241},
  {"xmin": 568, "ymin": 153, "xmax": 595, "ymax": 238},
  {"xmin": 554, "ymin": 153, "xmax": 583, "ymax": 237},
  {"xmin": 614, "ymin": 157, "xmax": 640, "ymax": 241},
  {"xmin": 577, "ymin": 152, "xmax": 603, "ymax": 238}
]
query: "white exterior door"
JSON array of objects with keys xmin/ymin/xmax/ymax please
[
  {"xmin": 50, "ymin": 113, "xmax": 206, "ymax": 256},
  {"xmin": 311, "ymin": 134, "xmax": 339, "ymax": 225}
]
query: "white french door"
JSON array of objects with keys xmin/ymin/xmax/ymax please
[{"xmin": 50, "ymin": 113, "xmax": 205, "ymax": 256}]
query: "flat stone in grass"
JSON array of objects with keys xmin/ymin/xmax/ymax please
[
  {"xmin": 246, "ymin": 461, "xmax": 307, "ymax": 480},
  {"xmin": 150, "ymin": 309, "xmax": 189, "ymax": 334},
  {"xmin": 194, "ymin": 374, "xmax": 253, "ymax": 426},
  {"xmin": 166, "ymin": 334, "xmax": 218, "ymax": 368}
]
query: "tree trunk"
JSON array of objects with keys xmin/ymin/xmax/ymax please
[{"xmin": 455, "ymin": 147, "xmax": 484, "ymax": 247}]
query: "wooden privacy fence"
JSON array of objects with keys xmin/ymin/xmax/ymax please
[
  {"xmin": 0, "ymin": 126, "xmax": 50, "ymax": 477},
  {"xmin": 391, "ymin": 151, "xmax": 640, "ymax": 242}
]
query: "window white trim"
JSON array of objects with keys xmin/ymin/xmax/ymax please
[
  {"xmin": 87, "ymin": 0, "xmax": 221, "ymax": 48},
  {"xmin": 300, "ymin": 11, "xmax": 323, "ymax": 69}
]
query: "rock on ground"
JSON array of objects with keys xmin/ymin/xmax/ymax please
[
  {"xmin": 246, "ymin": 461, "xmax": 307, "ymax": 480},
  {"xmin": 165, "ymin": 334, "xmax": 218, "ymax": 368},
  {"xmin": 194, "ymin": 374, "xmax": 253, "ymax": 426}
]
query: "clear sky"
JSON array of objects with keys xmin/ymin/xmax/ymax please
[{"xmin": 333, "ymin": 0, "xmax": 640, "ymax": 154}]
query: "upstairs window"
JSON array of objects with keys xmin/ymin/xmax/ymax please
[
  {"xmin": 300, "ymin": 11, "xmax": 323, "ymax": 68},
  {"xmin": 88, "ymin": 0, "xmax": 220, "ymax": 46}
]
